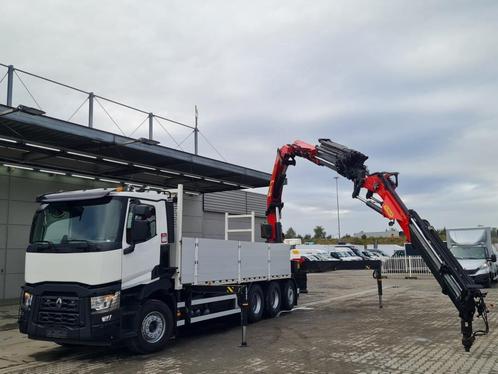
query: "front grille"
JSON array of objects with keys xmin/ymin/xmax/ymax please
[
  {"xmin": 465, "ymin": 269, "xmax": 478, "ymax": 275},
  {"xmin": 40, "ymin": 296, "xmax": 79, "ymax": 312},
  {"xmin": 37, "ymin": 295, "xmax": 81, "ymax": 327},
  {"xmin": 38, "ymin": 311, "xmax": 80, "ymax": 326}
]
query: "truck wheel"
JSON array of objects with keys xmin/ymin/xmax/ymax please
[
  {"xmin": 281, "ymin": 280, "xmax": 297, "ymax": 310},
  {"xmin": 248, "ymin": 284, "xmax": 264, "ymax": 323},
  {"xmin": 127, "ymin": 300, "xmax": 173, "ymax": 354},
  {"xmin": 484, "ymin": 276, "xmax": 492, "ymax": 288},
  {"xmin": 265, "ymin": 282, "xmax": 282, "ymax": 318}
]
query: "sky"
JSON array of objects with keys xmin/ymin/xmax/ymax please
[{"xmin": 1, "ymin": 1, "xmax": 498, "ymax": 237}]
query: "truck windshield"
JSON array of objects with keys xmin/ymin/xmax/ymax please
[
  {"xmin": 450, "ymin": 246, "xmax": 487, "ymax": 260},
  {"xmin": 29, "ymin": 197, "xmax": 126, "ymax": 253}
]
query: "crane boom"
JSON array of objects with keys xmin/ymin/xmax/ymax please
[{"xmin": 263, "ymin": 138, "xmax": 489, "ymax": 351}]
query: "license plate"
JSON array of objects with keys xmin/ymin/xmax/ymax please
[{"xmin": 46, "ymin": 328, "xmax": 68, "ymax": 339}]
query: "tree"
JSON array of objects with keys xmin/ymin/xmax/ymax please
[
  {"xmin": 303, "ymin": 234, "xmax": 312, "ymax": 242},
  {"xmin": 285, "ymin": 227, "xmax": 297, "ymax": 238},
  {"xmin": 313, "ymin": 225, "xmax": 326, "ymax": 240},
  {"xmin": 437, "ymin": 228, "xmax": 446, "ymax": 241}
]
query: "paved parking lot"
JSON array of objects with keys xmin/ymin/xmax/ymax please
[{"xmin": 1, "ymin": 271, "xmax": 498, "ymax": 373}]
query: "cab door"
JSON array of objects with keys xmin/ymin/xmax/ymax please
[{"xmin": 121, "ymin": 199, "xmax": 166, "ymax": 290}]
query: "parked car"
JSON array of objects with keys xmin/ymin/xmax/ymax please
[
  {"xmin": 369, "ymin": 249, "xmax": 389, "ymax": 257},
  {"xmin": 300, "ymin": 254, "xmax": 320, "ymax": 262},
  {"xmin": 292, "ymin": 246, "xmax": 336, "ymax": 261},
  {"xmin": 314, "ymin": 253, "xmax": 339, "ymax": 262},
  {"xmin": 347, "ymin": 246, "xmax": 381, "ymax": 261},
  {"xmin": 365, "ymin": 251, "xmax": 388, "ymax": 262},
  {"xmin": 329, "ymin": 247, "xmax": 363, "ymax": 261},
  {"xmin": 361, "ymin": 250, "xmax": 378, "ymax": 259},
  {"xmin": 346, "ymin": 245, "xmax": 371, "ymax": 260},
  {"xmin": 392, "ymin": 249, "xmax": 406, "ymax": 257}
]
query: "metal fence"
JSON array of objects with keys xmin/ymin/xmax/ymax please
[
  {"xmin": 0, "ymin": 62, "xmax": 226, "ymax": 159},
  {"xmin": 381, "ymin": 256, "xmax": 432, "ymax": 278}
]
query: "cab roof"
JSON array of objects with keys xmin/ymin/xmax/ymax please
[{"xmin": 37, "ymin": 188, "xmax": 173, "ymax": 203}]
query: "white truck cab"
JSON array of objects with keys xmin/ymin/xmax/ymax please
[{"xmin": 19, "ymin": 185, "xmax": 297, "ymax": 353}]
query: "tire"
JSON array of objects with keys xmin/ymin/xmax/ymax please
[
  {"xmin": 281, "ymin": 280, "xmax": 297, "ymax": 311},
  {"xmin": 127, "ymin": 300, "xmax": 173, "ymax": 354},
  {"xmin": 247, "ymin": 284, "xmax": 264, "ymax": 323},
  {"xmin": 484, "ymin": 276, "xmax": 492, "ymax": 289},
  {"xmin": 265, "ymin": 282, "xmax": 282, "ymax": 318}
]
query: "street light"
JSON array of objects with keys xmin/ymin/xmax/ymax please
[{"xmin": 334, "ymin": 176, "xmax": 341, "ymax": 239}]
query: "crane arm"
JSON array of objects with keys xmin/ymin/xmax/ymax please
[
  {"xmin": 265, "ymin": 140, "xmax": 320, "ymax": 243},
  {"xmin": 263, "ymin": 138, "xmax": 488, "ymax": 351},
  {"xmin": 265, "ymin": 139, "xmax": 369, "ymax": 242}
]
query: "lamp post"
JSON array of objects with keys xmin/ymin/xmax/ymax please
[{"xmin": 334, "ymin": 176, "xmax": 341, "ymax": 239}]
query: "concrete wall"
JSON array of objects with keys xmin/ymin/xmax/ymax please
[{"xmin": 0, "ymin": 167, "xmax": 267, "ymax": 301}]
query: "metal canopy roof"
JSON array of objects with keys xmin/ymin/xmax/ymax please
[{"xmin": 0, "ymin": 105, "xmax": 271, "ymax": 193}]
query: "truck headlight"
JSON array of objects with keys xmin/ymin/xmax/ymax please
[
  {"xmin": 21, "ymin": 291, "xmax": 33, "ymax": 308},
  {"xmin": 91, "ymin": 291, "xmax": 120, "ymax": 314},
  {"xmin": 479, "ymin": 263, "xmax": 489, "ymax": 270}
]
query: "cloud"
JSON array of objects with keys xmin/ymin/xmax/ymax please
[{"xmin": 1, "ymin": 0, "xmax": 498, "ymax": 236}]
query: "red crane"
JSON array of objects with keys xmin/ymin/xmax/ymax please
[{"xmin": 262, "ymin": 138, "xmax": 488, "ymax": 352}]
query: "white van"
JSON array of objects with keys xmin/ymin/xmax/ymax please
[{"xmin": 447, "ymin": 227, "xmax": 498, "ymax": 288}]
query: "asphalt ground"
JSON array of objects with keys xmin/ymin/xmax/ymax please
[{"xmin": 1, "ymin": 271, "xmax": 498, "ymax": 374}]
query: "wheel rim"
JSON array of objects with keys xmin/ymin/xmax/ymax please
[
  {"xmin": 272, "ymin": 289, "xmax": 280, "ymax": 310},
  {"xmin": 251, "ymin": 292, "xmax": 262, "ymax": 315},
  {"xmin": 287, "ymin": 287, "xmax": 294, "ymax": 305},
  {"xmin": 141, "ymin": 311, "xmax": 166, "ymax": 344}
]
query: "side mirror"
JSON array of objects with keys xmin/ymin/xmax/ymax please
[
  {"xmin": 124, "ymin": 206, "xmax": 153, "ymax": 255},
  {"xmin": 491, "ymin": 254, "xmax": 497, "ymax": 263},
  {"xmin": 261, "ymin": 223, "xmax": 272, "ymax": 240},
  {"xmin": 130, "ymin": 219, "xmax": 149, "ymax": 244},
  {"xmin": 132, "ymin": 204, "xmax": 154, "ymax": 218},
  {"xmin": 124, "ymin": 219, "xmax": 150, "ymax": 254}
]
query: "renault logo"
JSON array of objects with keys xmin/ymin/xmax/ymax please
[{"xmin": 56, "ymin": 298, "xmax": 63, "ymax": 309}]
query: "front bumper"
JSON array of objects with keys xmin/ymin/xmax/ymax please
[
  {"xmin": 18, "ymin": 282, "xmax": 122, "ymax": 346},
  {"xmin": 470, "ymin": 273, "xmax": 490, "ymax": 287}
]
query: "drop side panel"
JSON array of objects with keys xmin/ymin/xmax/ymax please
[{"xmin": 180, "ymin": 237, "xmax": 291, "ymax": 286}]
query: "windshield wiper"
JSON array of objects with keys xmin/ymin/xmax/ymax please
[
  {"xmin": 31, "ymin": 240, "xmax": 55, "ymax": 251},
  {"xmin": 62, "ymin": 239, "xmax": 98, "ymax": 251}
]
